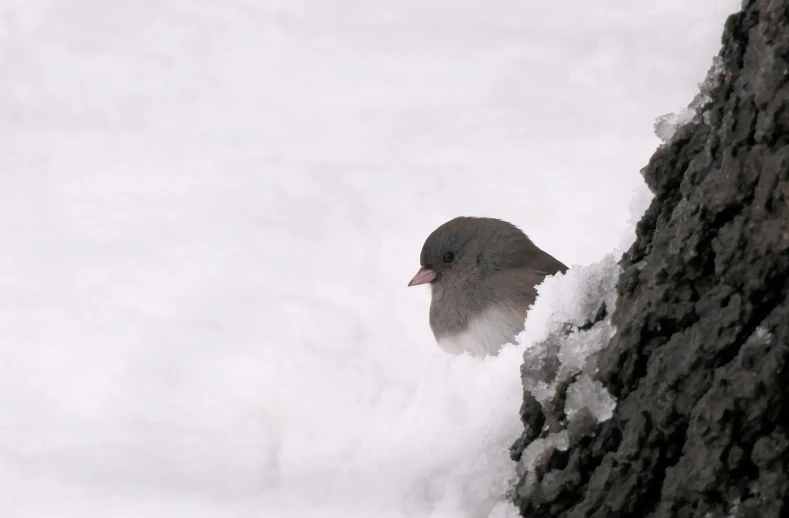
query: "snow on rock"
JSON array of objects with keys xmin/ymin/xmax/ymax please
[
  {"xmin": 516, "ymin": 253, "xmax": 620, "ymax": 408},
  {"xmin": 564, "ymin": 374, "xmax": 616, "ymax": 422},
  {"xmin": 508, "ymin": 252, "xmax": 623, "ymax": 491},
  {"xmin": 653, "ymin": 56, "xmax": 724, "ymax": 143}
]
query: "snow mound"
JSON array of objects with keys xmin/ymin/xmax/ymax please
[
  {"xmin": 0, "ymin": 234, "xmax": 628, "ymax": 518},
  {"xmin": 518, "ymin": 254, "xmax": 620, "ymax": 410},
  {"xmin": 258, "ymin": 249, "xmax": 626, "ymax": 517}
]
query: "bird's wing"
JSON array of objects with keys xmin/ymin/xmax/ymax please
[
  {"xmin": 521, "ymin": 247, "xmax": 568, "ymax": 276},
  {"xmin": 485, "ymin": 268, "xmax": 546, "ymax": 308}
]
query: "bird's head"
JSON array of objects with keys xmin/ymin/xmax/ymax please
[{"xmin": 407, "ymin": 216, "xmax": 538, "ymax": 289}]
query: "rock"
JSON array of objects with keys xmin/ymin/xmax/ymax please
[{"xmin": 510, "ymin": 0, "xmax": 789, "ymax": 516}]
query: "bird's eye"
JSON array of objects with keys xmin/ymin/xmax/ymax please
[{"xmin": 442, "ymin": 251, "xmax": 455, "ymax": 263}]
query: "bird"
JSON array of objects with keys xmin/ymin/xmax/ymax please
[{"xmin": 408, "ymin": 216, "xmax": 567, "ymax": 357}]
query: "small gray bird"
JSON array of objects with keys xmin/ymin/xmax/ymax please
[{"xmin": 408, "ymin": 216, "xmax": 567, "ymax": 356}]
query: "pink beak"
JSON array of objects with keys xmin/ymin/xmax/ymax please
[{"xmin": 408, "ymin": 268, "xmax": 436, "ymax": 287}]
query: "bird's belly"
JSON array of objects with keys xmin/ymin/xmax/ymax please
[{"xmin": 435, "ymin": 306, "xmax": 526, "ymax": 357}]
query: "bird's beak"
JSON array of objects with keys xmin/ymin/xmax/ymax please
[{"xmin": 408, "ymin": 268, "xmax": 436, "ymax": 287}]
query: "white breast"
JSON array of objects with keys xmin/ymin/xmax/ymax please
[{"xmin": 435, "ymin": 306, "xmax": 527, "ymax": 357}]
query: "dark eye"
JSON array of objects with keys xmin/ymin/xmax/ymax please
[{"xmin": 442, "ymin": 251, "xmax": 455, "ymax": 263}]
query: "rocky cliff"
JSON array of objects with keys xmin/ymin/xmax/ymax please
[{"xmin": 510, "ymin": 0, "xmax": 789, "ymax": 516}]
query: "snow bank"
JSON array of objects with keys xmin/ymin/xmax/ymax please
[
  {"xmin": 0, "ymin": 267, "xmax": 622, "ymax": 518},
  {"xmin": 0, "ymin": 230, "xmax": 635, "ymax": 518}
]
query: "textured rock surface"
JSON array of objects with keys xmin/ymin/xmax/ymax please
[{"xmin": 510, "ymin": 0, "xmax": 789, "ymax": 516}]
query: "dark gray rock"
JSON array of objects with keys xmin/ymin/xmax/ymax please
[{"xmin": 510, "ymin": 0, "xmax": 789, "ymax": 516}]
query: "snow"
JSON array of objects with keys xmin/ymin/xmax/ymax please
[
  {"xmin": 565, "ymin": 374, "xmax": 617, "ymax": 422},
  {"xmin": 1, "ymin": 1, "xmax": 738, "ymax": 517},
  {"xmin": 654, "ymin": 55, "xmax": 725, "ymax": 143},
  {"xmin": 515, "ymin": 253, "xmax": 619, "ymax": 405},
  {"xmin": 519, "ymin": 431, "xmax": 570, "ymax": 471}
]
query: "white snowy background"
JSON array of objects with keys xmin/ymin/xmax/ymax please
[{"xmin": 1, "ymin": 1, "xmax": 738, "ymax": 517}]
